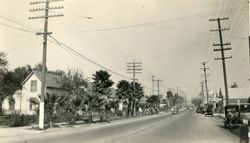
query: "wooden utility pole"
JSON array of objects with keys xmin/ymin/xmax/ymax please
[
  {"xmin": 200, "ymin": 81, "xmax": 204, "ymax": 103},
  {"xmin": 152, "ymin": 75, "xmax": 154, "ymax": 95},
  {"xmin": 127, "ymin": 60, "xmax": 142, "ymax": 91},
  {"xmin": 200, "ymin": 62, "xmax": 209, "ymax": 103},
  {"xmin": 209, "ymin": 17, "xmax": 231, "ymax": 106},
  {"xmin": 127, "ymin": 60, "xmax": 142, "ymax": 116},
  {"xmin": 249, "ymin": 0, "xmax": 250, "ymax": 63},
  {"xmin": 152, "ymin": 76, "xmax": 163, "ymax": 96},
  {"xmin": 29, "ymin": 0, "xmax": 63, "ymax": 129},
  {"xmin": 155, "ymin": 79, "xmax": 163, "ymax": 96},
  {"xmin": 249, "ymin": 36, "xmax": 250, "ymax": 63}
]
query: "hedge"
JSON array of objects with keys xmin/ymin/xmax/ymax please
[{"xmin": 0, "ymin": 114, "xmax": 37, "ymax": 127}]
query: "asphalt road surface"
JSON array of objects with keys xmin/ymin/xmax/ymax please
[{"xmin": 5, "ymin": 110, "xmax": 240, "ymax": 143}]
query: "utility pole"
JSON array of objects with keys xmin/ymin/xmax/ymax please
[
  {"xmin": 249, "ymin": 0, "xmax": 250, "ymax": 63},
  {"xmin": 209, "ymin": 17, "xmax": 231, "ymax": 106},
  {"xmin": 155, "ymin": 79, "xmax": 163, "ymax": 96},
  {"xmin": 200, "ymin": 62, "xmax": 209, "ymax": 103},
  {"xmin": 127, "ymin": 60, "xmax": 142, "ymax": 115},
  {"xmin": 127, "ymin": 60, "xmax": 142, "ymax": 91},
  {"xmin": 201, "ymin": 81, "xmax": 204, "ymax": 103},
  {"xmin": 176, "ymin": 87, "xmax": 179, "ymax": 96},
  {"xmin": 152, "ymin": 75, "xmax": 154, "ymax": 95},
  {"xmin": 29, "ymin": 0, "xmax": 63, "ymax": 130}
]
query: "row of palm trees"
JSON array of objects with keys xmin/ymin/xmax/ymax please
[{"xmin": 33, "ymin": 69, "xmax": 155, "ymax": 127}]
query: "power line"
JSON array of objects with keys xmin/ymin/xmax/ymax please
[
  {"xmin": 64, "ymin": 7, "xmax": 247, "ymax": 33},
  {"xmin": 0, "ymin": 22, "xmax": 35, "ymax": 34},
  {"xmin": 49, "ymin": 35, "xmax": 131, "ymax": 79},
  {"xmin": 0, "ymin": 15, "xmax": 153, "ymax": 91}
]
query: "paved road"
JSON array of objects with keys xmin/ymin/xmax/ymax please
[{"xmin": 4, "ymin": 110, "xmax": 240, "ymax": 143}]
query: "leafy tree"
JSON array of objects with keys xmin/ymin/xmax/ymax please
[
  {"xmin": 0, "ymin": 63, "xmax": 32, "ymax": 114},
  {"xmin": 161, "ymin": 99, "xmax": 167, "ymax": 104},
  {"xmin": 33, "ymin": 63, "xmax": 47, "ymax": 71},
  {"xmin": 116, "ymin": 80, "xmax": 133, "ymax": 117},
  {"xmin": 191, "ymin": 97, "xmax": 203, "ymax": 107},
  {"xmin": 45, "ymin": 92, "xmax": 69, "ymax": 126},
  {"xmin": 146, "ymin": 95, "xmax": 160, "ymax": 114},
  {"xmin": 0, "ymin": 52, "xmax": 8, "ymax": 114},
  {"xmin": 116, "ymin": 80, "xmax": 130, "ymax": 100},
  {"xmin": 166, "ymin": 91, "xmax": 174, "ymax": 107},
  {"xmin": 132, "ymin": 82, "xmax": 144, "ymax": 115},
  {"xmin": 60, "ymin": 69, "xmax": 88, "ymax": 124},
  {"xmin": 166, "ymin": 90, "xmax": 184, "ymax": 107},
  {"xmin": 0, "ymin": 52, "xmax": 8, "ymax": 73},
  {"xmin": 0, "ymin": 71, "xmax": 16, "ymax": 114},
  {"xmin": 13, "ymin": 65, "xmax": 32, "ymax": 89},
  {"xmin": 218, "ymin": 88, "xmax": 223, "ymax": 98},
  {"xmin": 91, "ymin": 70, "xmax": 114, "ymax": 121},
  {"xmin": 116, "ymin": 80, "xmax": 144, "ymax": 116}
]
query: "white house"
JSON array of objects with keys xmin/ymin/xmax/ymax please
[
  {"xmin": 220, "ymin": 87, "xmax": 250, "ymax": 104},
  {"xmin": 2, "ymin": 70, "xmax": 62, "ymax": 115}
]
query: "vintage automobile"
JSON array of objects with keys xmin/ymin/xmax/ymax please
[
  {"xmin": 171, "ymin": 107, "xmax": 179, "ymax": 114},
  {"xmin": 204, "ymin": 104, "xmax": 214, "ymax": 117},
  {"xmin": 196, "ymin": 106, "xmax": 203, "ymax": 113},
  {"xmin": 223, "ymin": 105, "xmax": 243, "ymax": 131}
]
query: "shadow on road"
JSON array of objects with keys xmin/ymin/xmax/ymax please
[{"xmin": 215, "ymin": 118, "xmax": 241, "ymax": 138}]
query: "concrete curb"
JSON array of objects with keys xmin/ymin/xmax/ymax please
[{"xmin": 0, "ymin": 110, "xmax": 174, "ymax": 139}]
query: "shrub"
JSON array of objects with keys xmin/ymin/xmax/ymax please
[{"xmin": 0, "ymin": 114, "xmax": 37, "ymax": 127}]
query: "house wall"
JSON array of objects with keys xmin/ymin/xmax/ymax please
[
  {"xmin": 2, "ymin": 90, "xmax": 22, "ymax": 114},
  {"xmin": 2, "ymin": 99, "xmax": 9, "ymax": 112},
  {"xmin": 20, "ymin": 74, "xmax": 41, "ymax": 115}
]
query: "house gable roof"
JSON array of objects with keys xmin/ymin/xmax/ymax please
[{"xmin": 22, "ymin": 70, "xmax": 62, "ymax": 88}]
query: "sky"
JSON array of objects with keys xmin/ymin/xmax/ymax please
[{"xmin": 0, "ymin": 0, "xmax": 249, "ymax": 100}]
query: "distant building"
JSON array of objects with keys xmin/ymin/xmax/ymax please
[
  {"xmin": 2, "ymin": 70, "xmax": 63, "ymax": 115},
  {"xmin": 220, "ymin": 87, "xmax": 250, "ymax": 104}
]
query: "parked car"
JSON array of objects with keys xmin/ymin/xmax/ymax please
[
  {"xmin": 172, "ymin": 107, "xmax": 179, "ymax": 114},
  {"xmin": 201, "ymin": 106, "xmax": 207, "ymax": 114},
  {"xmin": 204, "ymin": 104, "xmax": 213, "ymax": 117},
  {"xmin": 224, "ymin": 105, "xmax": 243, "ymax": 131},
  {"xmin": 196, "ymin": 107, "xmax": 203, "ymax": 113},
  {"xmin": 189, "ymin": 106, "xmax": 194, "ymax": 110}
]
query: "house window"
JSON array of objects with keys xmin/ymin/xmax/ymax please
[
  {"xmin": 9, "ymin": 102, "xmax": 15, "ymax": 110},
  {"xmin": 29, "ymin": 102, "xmax": 37, "ymax": 111},
  {"xmin": 30, "ymin": 80, "xmax": 37, "ymax": 92}
]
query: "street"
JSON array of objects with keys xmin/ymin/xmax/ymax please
[{"xmin": 3, "ymin": 110, "xmax": 240, "ymax": 143}]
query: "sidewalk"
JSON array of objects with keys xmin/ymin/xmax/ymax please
[
  {"xmin": 0, "ymin": 110, "xmax": 171, "ymax": 141},
  {"xmin": 213, "ymin": 112, "xmax": 225, "ymax": 119},
  {"xmin": 213, "ymin": 112, "xmax": 250, "ymax": 141}
]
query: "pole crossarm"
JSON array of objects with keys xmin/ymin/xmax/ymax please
[
  {"xmin": 214, "ymin": 47, "xmax": 232, "ymax": 51},
  {"xmin": 30, "ymin": 6, "xmax": 64, "ymax": 12},
  {"xmin": 210, "ymin": 28, "xmax": 230, "ymax": 32},
  {"xmin": 215, "ymin": 56, "xmax": 232, "ymax": 60},
  {"xmin": 30, "ymin": 0, "xmax": 64, "ymax": 5},
  {"xmin": 29, "ymin": 14, "xmax": 64, "ymax": 19},
  {"xmin": 213, "ymin": 43, "xmax": 231, "ymax": 46},
  {"xmin": 209, "ymin": 17, "xmax": 229, "ymax": 21},
  {"xmin": 127, "ymin": 72, "xmax": 142, "ymax": 74},
  {"xmin": 36, "ymin": 32, "xmax": 53, "ymax": 35}
]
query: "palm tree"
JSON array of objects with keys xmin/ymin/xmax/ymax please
[{"xmin": 92, "ymin": 70, "xmax": 114, "ymax": 122}]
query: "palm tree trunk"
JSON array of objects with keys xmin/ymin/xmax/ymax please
[{"xmin": 127, "ymin": 99, "xmax": 131, "ymax": 117}]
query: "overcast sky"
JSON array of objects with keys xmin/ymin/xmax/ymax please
[{"xmin": 0, "ymin": 0, "xmax": 249, "ymax": 99}]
